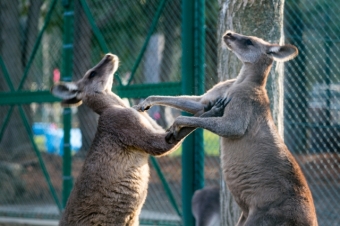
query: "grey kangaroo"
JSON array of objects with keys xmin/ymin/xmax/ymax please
[
  {"xmin": 192, "ymin": 186, "xmax": 220, "ymax": 226},
  {"xmin": 134, "ymin": 32, "xmax": 317, "ymax": 226},
  {"xmin": 51, "ymin": 54, "xmax": 223, "ymax": 226}
]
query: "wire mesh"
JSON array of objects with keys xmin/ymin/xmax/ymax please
[{"xmin": 284, "ymin": 1, "xmax": 340, "ymax": 225}]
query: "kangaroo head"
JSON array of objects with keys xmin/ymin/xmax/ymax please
[
  {"xmin": 51, "ymin": 54, "xmax": 119, "ymax": 107},
  {"xmin": 223, "ymin": 31, "xmax": 298, "ymax": 64}
]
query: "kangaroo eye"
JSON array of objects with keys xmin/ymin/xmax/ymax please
[
  {"xmin": 89, "ymin": 71, "xmax": 96, "ymax": 79},
  {"xmin": 245, "ymin": 39, "xmax": 253, "ymax": 46}
]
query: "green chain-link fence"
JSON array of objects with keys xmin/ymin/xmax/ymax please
[
  {"xmin": 284, "ymin": 1, "xmax": 340, "ymax": 225},
  {"xmin": 0, "ymin": 0, "xmax": 339, "ymax": 225}
]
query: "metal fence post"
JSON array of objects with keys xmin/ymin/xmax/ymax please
[
  {"xmin": 194, "ymin": 0, "xmax": 206, "ymax": 191},
  {"xmin": 181, "ymin": 0, "xmax": 205, "ymax": 225},
  {"xmin": 61, "ymin": 0, "xmax": 75, "ymax": 208}
]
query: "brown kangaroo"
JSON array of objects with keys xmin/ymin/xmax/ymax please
[
  {"xmin": 51, "ymin": 54, "xmax": 225, "ymax": 226},
  {"xmin": 52, "ymin": 54, "xmax": 225, "ymax": 226},
  {"xmin": 134, "ymin": 32, "xmax": 317, "ymax": 226}
]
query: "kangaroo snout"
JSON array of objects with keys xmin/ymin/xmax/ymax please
[
  {"xmin": 223, "ymin": 31, "xmax": 236, "ymax": 49},
  {"xmin": 223, "ymin": 30, "xmax": 235, "ymax": 40},
  {"xmin": 223, "ymin": 30, "xmax": 233, "ymax": 37},
  {"xmin": 105, "ymin": 53, "xmax": 118, "ymax": 62},
  {"xmin": 103, "ymin": 53, "xmax": 119, "ymax": 74}
]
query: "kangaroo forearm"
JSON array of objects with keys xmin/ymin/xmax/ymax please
[
  {"xmin": 175, "ymin": 127, "xmax": 197, "ymax": 141},
  {"xmin": 134, "ymin": 133, "xmax": 182, "ymax": 156},
  {"xmin": 174, "ymin": 116, "xmax": 246, "ymax": 138},
  {"xmin": 140, "ymin": 112, "xmax": 163, "ymax": 132},
  {"xmin": 146, "ymin": 140, "xmax": 182, "ymax": 157},
  {"xmin": 146, "ymin": 96, "xmax": 204, "ymax": 114},
  {"xmin": 172, "ymin": 106, "xmax": 224, "ymax": 140}
]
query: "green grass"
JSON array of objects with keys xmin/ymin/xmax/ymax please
[{"xmin": 170, "ymin": 130, "xmax": 220, "ymax": 157}]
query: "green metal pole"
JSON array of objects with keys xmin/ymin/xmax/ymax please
[
  {"xmin": 181, "ymin": 0, "xmax": 195, "ymax": 222},
  {"xmin": 181, "ymin": 0, "xmax": 205, "ymax": 225},
  {"xmin": 194, "ymin": 0, "xmax": 205, "ymax": 191},
  {"xmin": 61, "ymin": 0, "xmax": 75, "ymax": 208}
]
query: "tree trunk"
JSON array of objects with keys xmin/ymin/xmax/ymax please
[
  {"xmin": 73, "ymin": 0, "xmax": 97, "ymax": 157},
  {"xmin": 218, "ymin": 0, "xmax": 285, "ymax": 225}
]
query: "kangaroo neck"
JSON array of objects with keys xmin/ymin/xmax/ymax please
[
  {"xmin": 84, "ymin": 91, "xmax": 127, "ymax": 114},
  {"xmin": 235, "ymin": 58, "xmax": 273, "ymax": 87}
]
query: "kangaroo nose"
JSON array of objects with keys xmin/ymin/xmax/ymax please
[
  {"xmin": 223, "ymin": 31, "xmax": 233, "ymax": 39},
  {"xmin": 223, "ymin": 31, "xmax": 236, "ymax": 43},
  {"xmin": 105, "ymin": 54, "xmax": 118, "ymax": 61}
]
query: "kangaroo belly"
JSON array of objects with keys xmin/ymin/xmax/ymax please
[
  {"xmin": 61, "ymin": 159, "xmax": 150, "ymax": 225},
  {"xmin": 220, "ymin": 137, "xmax": 313, "ymax": 212}
]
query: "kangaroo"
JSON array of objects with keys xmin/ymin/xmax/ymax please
[
  {"xmin": 192, "ymin": 186, "xmax": 220, "ymax": 226},
  {"xmin": 134, "ymin": 32, "xmax": 317, "ymax": 225},
  {"xmin": 51, "ymin": 54, "xmax": 224, "ymax": 226}
]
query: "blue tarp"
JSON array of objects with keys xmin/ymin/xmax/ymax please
[{"xmin": 32, "ymin": 123, "xmax": 82, "ymax": 156}]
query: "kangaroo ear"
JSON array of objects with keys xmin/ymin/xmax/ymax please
[
  {"xmin": 266, "ymin": 44, "xmax": 298, "ymax": 62},
  {"xmin": 51, "ymin": 82, "xmax": 78, "ymax": 99},
  {"xmin": 51, "ymin": 82, "xmax": 82, "ymax": 107}
]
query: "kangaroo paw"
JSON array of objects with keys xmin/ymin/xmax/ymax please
[
  {"xmin": 133, "ymin": 102, "xmax": 151, "ymax": 112},
  {"xmin": 200, "ymin": 97, "xmax": 232, "ymax": 118}
]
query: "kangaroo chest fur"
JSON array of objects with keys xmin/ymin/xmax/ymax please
[
  {"xmin": 53, "ymin": 54, "xmax": 186, "ymax": 226},
  {"xmin": 220, "ymin": 81, "xmax": 315, "ymax": 224},
  {"xmin": 60, "ymin": 118, "xmax": 150, "ymax": 226},
  {"xmin": 132, "ymin": 31, "xmax": 317, "ymax": 225}
]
